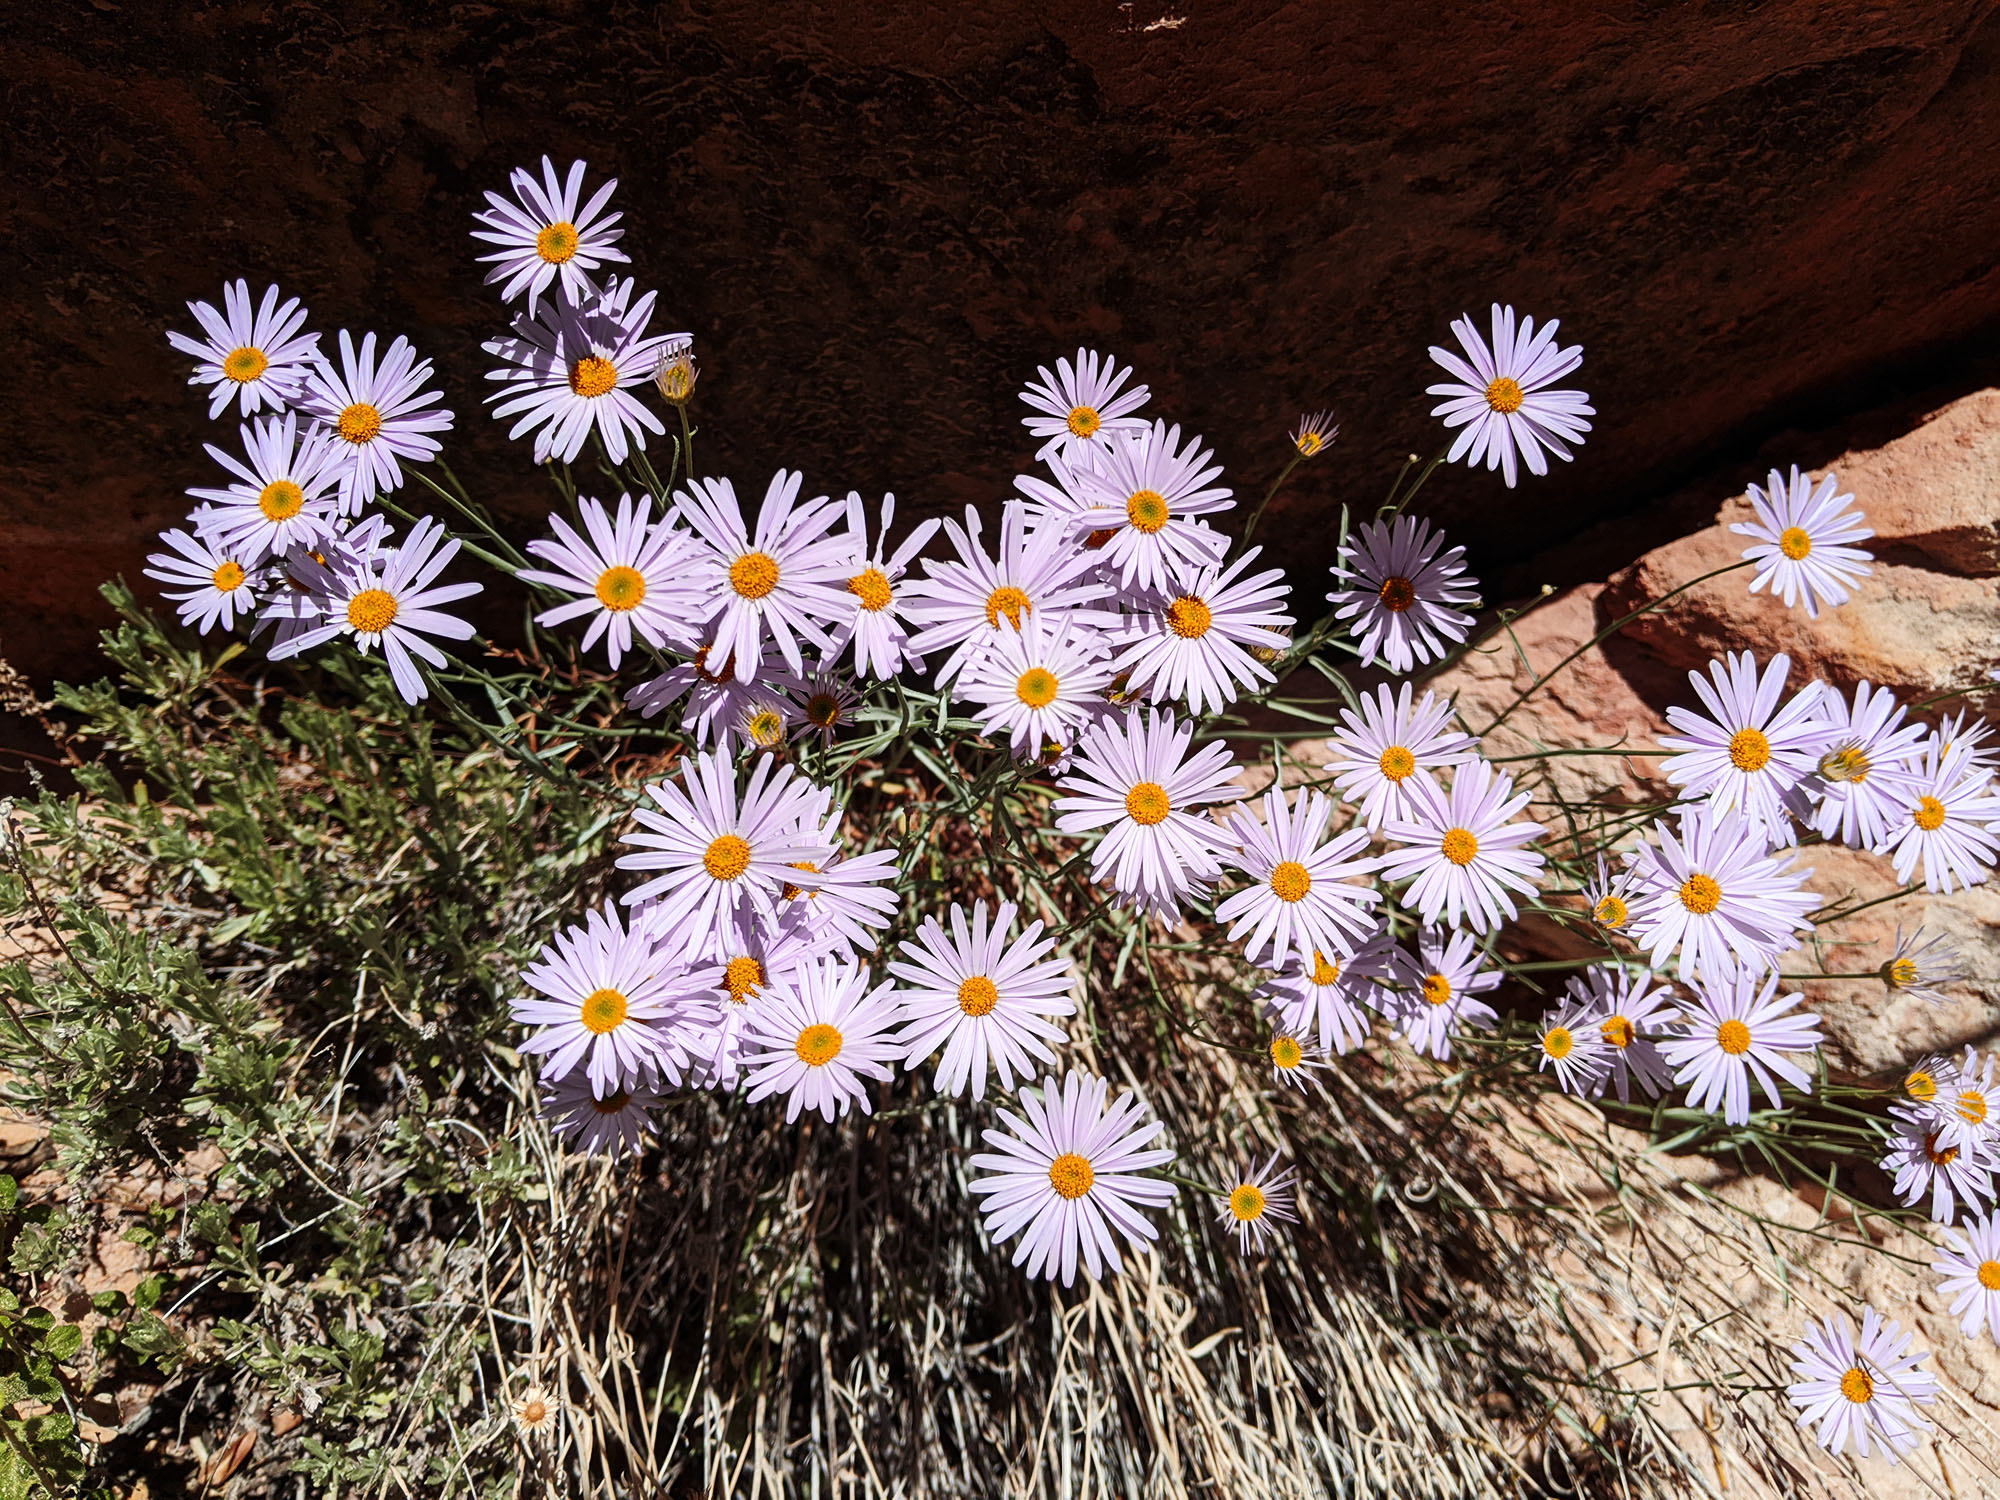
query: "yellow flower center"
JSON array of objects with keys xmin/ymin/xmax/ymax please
[
  {"xmin": 703, "ymin": 834, "xmax": 752, "ymax": 881},
  {"xmin": 1440, "ymin": 828, "xmax": 1479, "ymax": 866},
  {"xmin": 346, "ymin": 588, "xmax": 399, "ymax": 634},
  {"xmin": 1048, "ymin": 1152, "xmax": 1095, "ymax": 1199},
  {"xmin": 1229, "ymin": 1183, "xmax": 1267, "ymax": 1221},
  {"xmin": 519, "ymin": 1397, "xmax": 550, "ymax": 1424},
  {"xmin": 1678, "ymin": 874, "xmax": 1722, "ymax": 916},
  {"xmin": 655, "ymin": 353, "xmax": 696, "ymax": 403},
  {"xmin": 569, "ymin": 355, "xmax": 619, "ymax": 398},
  {"xmin": 1927, "ymin": 1132, "xmax": 1960, "ymax": 1165},
  {"xmin": 1310, "ymin": 951, "xmax": 1341, "ymax": 986},
  {"xmin": 694, "ymin": 645, "xmax": 735, "ymax": 684},
  {"xmin": 1295, "ymin": 430, "xmax": 1324, "ymax": 457},
  {"xmin": 957, "ymin": 976, "xmax": 1000, "ymax": 1016},
  {"xmin": 780, "ymin": 860, "xmax": 818, "ymax": 901},
  {"xmin": 1905, "ymin": 1068, "xmax": 1938, "ymax": 1102},
  {"xmin": 257, "ymin": 479, "xmax": 305, "ymax": 521},
  {"xmin": 590, "ymin": 1090, "xmax": 629, "ymax": 1115},
  {"xmin": 1728, "ymin": 727, "xmax": 1772, "ymax": 773},
  {"xmin": 1839, "ymin": 1367, "xmax": 1873, "ymax": 1405},
  {"xmin": 1819, "ymin": 743, "xmax": 1871, "ymax": 783},
  {"xmin": 336, "ymin": 402, "xmax": 383, "ymax": 445},
  {"xmin": 1270, "ymin": 1035, "xmax": 1303, "ymax": 1068},
  {"xmin": 1016, "ymin": 667, "xmax": 1060, "ymax": 707},
  {"xmin": 746, "ymin": 708, "xmax": 785, "ymax": 747},
  {"xmin": 1778, "ymin": 526, "xmax": 1813, "ymax": 561},
  {"xmin": 1126, "ymin": 489, "xmax": 1170, "ymax": 534},
  {"xmin": 1883, "ymin": 957, "xmax": 1920, "ymax": 990},
  {"xmin": 595, "ymin": 565, "xmax": 646, "ymax": 612},
  {"xmin": 795, "ymin": 1024, "xmax": 843, "ymax": 1067},
  {"xmin": 1378, "ymin": 745, "xmax": 1415, "ymax": 782},
  {"xmin": 1166, "ymin": 596, "xmax": 1213, "ymax": 639},
  {"xmin": 805, "ymin": 693, "xmax": 842, "ymax": 728},
  {"xmin": 1980, "ymin": 1261, "xmax": 2000, "ymax": 1292},
  {"xmin": 1601, "ymin": 1015, "xmax": 1634, "ymax": 1049},
  {"xmin": 1124, "ymin": 781, "xmax": 1171, "ymax": 825},
  {"xmin": 1066, "ymin": 405, "xmax": 1100, "ymax": 438},
  {"xmin": 729, "ymin": 552, "xmax": 780, "ymax": 600},
  {"xmin": 1715, "ymin": 1019, "xmax": 1752, "ymax": 1056},
  {"xmin": 1542, "ymin": 1025, "xmax": 1574, "ymax": 1060},
  {"xmin": 1959, "ymin": 1089, "xmax": 1989, "ymax": 1125},
  {"xmin": 1484, "ymin": 376, "xmax": 1525, "ymax": 414},
  {"xmin": 1422, "ymin": 973, "xmax": 1452, "ymax": 1007},
  {"xmin": 580, "ymin": 987, "xmax": 628, "ymax": 1035},
  {"xmin": 984, "ymin": 585, "xmax": 1032, "ymax": 630},
  {"xmin": 1914, "ymin": 795, "xmax": 1947, "ymax": 832},
  {"xmin": 536, "ymin": 221, "xmax": 579, "ymax": 263},
  {"xmin": 222, "ymin": 345, "xmax": 269, "ymax": 382},
  {"xmin": 1593, "ymin": 894, "xmax": 1629, "ymax": 929},
  {"xmin": 1083, "ymin": 528, "xmax": 1119, "ymax": 550},
  {"xmin": 211, "ymin": 561, "xmax": 246, "ymax": 592},
  {"xmin": 723, "ymin": 955, "xmax": 765, "ymax": 1005},
  {"xmin": 1378, "ymin": 576, "xmax": 1416, "ymax": 612},
  {"xmin": 847, "ymin": 567, "xmax": 892, "ymax": 612},
  {"xmin": 1269, "ymin": 861, "xmax": 1312, "ymax": 903}
]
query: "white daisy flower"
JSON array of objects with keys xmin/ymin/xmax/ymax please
[
  {"xmin": 1109, "ymin": 548, "xmax": 1293, "ymax": 715},
  {"xmin": 1376, "ymin": 758, "xmax": 1547, "ymax": 935},
  {"xmin": 511, "ymin": 902, "xmax": 718, "ymax": 1095},
  {"xmin": 1787, "ymin": 1308, "xmax": 1936, "ymax": 1463},
  {"xmin": 959, "ymin": 610, "xmax": 1115, "ymax": 761},
  {"xmin": 1659, "ymin": 969, "xmax": 1822, "ymax": 1125},
  {"xmin": 1266, "ymin": 1029, "xmax": 1328, "ymax": 1090},
  {"xmin": 1051, "ymin": 707, "xmax": 1244, "ymax": 923},
  {"xmin": 775, "ymin": 801, "xmax": 901, "ymax": 957},
  {"xmin": 1882, "ymin": 1116, "xmax": 1996, "ymax": 1225},
  {"xmin": 482, "ymin": 277, "xmax": 688, "ymax": 465},
  {"xmin": 1931, "ymin": 1211, "xmax": 2000, "ymax": 1343},
  {"xmin": 1569, "ymin": 964, "xmax": 1676, "ymax": 1105},
  {"xmin": 890, "ymin": 900, "xmax": 1076, "ymax": 1101},
  {"xmin": 539, "ymin": 1070, "xmax": 662, "ymax": 1160},
  {"xmin": 967, "ymin": 1068, "xmax": 1176, "ymax": 1287},
  {"xmin": 616, "ymin": 748, "xmax": 835, "ymax": 936},
  {"xmin": 673, "ymin": 470, "xmax": 855, "ymax": 679},
  {"xmin": 1657, "ymin": 651, "xmax": 1833, "ymax": 845},
  {"xmin": 777, "ymin": 662, "xmax": 861, "ymax": 745},
  {"xmin": 187, "ymin": 412, "xmax": 346, "ymax": 566},
  {"xmin": 1799, "ymin": 680, "xmax": 1928, "ymax": 850},
  {"xmin": 1879, "ymin": 925, "xmax": 1971, "ymax": 1007},
  {"xmin": 166, "ymin": 279, "xmax": 321, "ymax": 419},
  {"xmin": 1624, "ymin": 807, "xmax": 1819, "ymax": 984},
  {"xmin": 1322, "ymin": 682, "xmax": 1478, "ymax": 831},
  {"xmin": 1291, "ymin": 410, "xmax": 1338, "ymax": 458},
  {"xmin": 1931, "ymin": 1046, "xmax": 2000, "ymax": 1155},
  {"xmin": 1213, "ymin": 1153, "xmax": 1300, "ymax": 1254},
  {"xmin": 509, "ymin": 1385, "xmax": 561, "ymax": 1440},
  {"xmin": 1896, "ymin": 1051, "xmax": 1961, "ymax": 1121},
  {"xmin": 1534, "ymin": 991, "xmax": 1611, "ymax": 1097},
  {"xmin": 1881, "ymin": 739, "xmax": 2000, "ymax": 894},
  {"xmin": 740, "ymin": 957, "xmax": 901, "ymax": 1123},
  {"xmin": 267, "ymin": 515, "xmax": 482, "ymax": 703},
  {"xmin": 827, "ymin": 492, "xmax": 941, "ymax": 681},
  {"xmin": 143, "ymin": 526, "xmax": 260, "ymax": 635},
  {"xmin": 728, "ymin": 688, "xmax": 798, "ymax": 757},
  {"xmin": 1385, "ymin": 928, "xmax": 1501, "ymax": 1061},
  {"xmin": 682, "ymin": 907, "xmax": 826, "ymax": 1090},
  {"xmin": 1258, "ymin": 924, "xmax": 1397, "ymax": 1056},
  {"xmin": 298, "ymin": 330, "xmax": 455, "ymax": 510},
  {"xmin": 1214, "ymin": 786, "xmax": 1380, "ymax": 972},
  {"xmin": 1326, "ymin": 515, "xmax": 1478, "ymax": 674},
  {"xmin": 1730, "ymin": 466, "xmax": 1873, "ymax": 617},
  {"xmin": 1426, "ymin": 304, "xmax": 1593, "ymax": 487},
  {"xmin": 1019, "ymin": 348, "xmax": 1151, "ymax": 467},
  {"xmin": 1934, "ymin": 710, "xmax": 2000, "ymax": 778},
  {"xmin": 518, "ymin": 492, "xmax": 702, "ymax": 666},
  {"xmin": 471, "ymin": 156, "xmax": 629, "ymax": 314},
  {"xmin": 1582, "ymin": 853, "xmax": 1644, "ymax": 935},
  {"xmin": 1067, "ymin": 421, "xmax": 1233, "ymax": 593},
  {"xmin": 254, "ymin": 511, "xmax": 392, "ymax": 652}
]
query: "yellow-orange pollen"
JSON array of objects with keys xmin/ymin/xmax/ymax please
[
  {"xmin": 1716, "ymin": 1018, "xmax": 1752, "ymax": 1056},
  {"xmin": 346, "ymin": 588, "xmax": 399, "ymax": 634},
  {"xmin": 1959, "ymin": 1089, "xmax": 1989, "ymax": 1125},
  {"xmin": 536, "ymin": 221, "xmax": 579, "ymax": 263},
  {"xmin": 1422, "ymin": 973, "xmax": 1452, "ymax": 1007},
  {"xmin": 569, "ymin": 355, "xmax": 618, "ymax": 398},
  {"xmin": 258, "ymin": 479, "xmax": 305, "ymax": 522},
  {"xmin": 1295, "ymin": 430, "xmax": 1325, "ymax": 457},
  {"xmin": 781, "ymin": 860, "xmax": 819, "ymax": 902},
  {"xmin": 723, "ymin": 955, "xmax": 766, "ymax": 1005},
  {"xmin": 595, "ymin": 565, "xmax": 645, "ymax": 612},
  {"xmin": 1016, "ymin": 667, "xmax": 1059, "ymax": 707},
  {"xmin": 1778, "ymin": 526, "xmax": 1813, "ymax": 561},
  {"xmin": 580, "ymin": 987, "xmax": 628, "ymax": 1035},
  {"xmin": 1484, "ymin": 376, "xmax": 1525, "ymax": 414},
  {"xmin": 730, "ymin": 551, "xmax": 780, "ymax": 599},
  {"xmin": 1839, "ymin": 1367, "xmax": 1873, "ymax": 1404},
  {"xmin": 1593, "ymin": 894, "xmax": 1629, "ymax": 929},
  {"xmin": 1883, "ymin": 957, "xmax": 1920, "ymax": 990},
  {"xmin": 795, "ymin": 1023, "xmax": 843, "ymax": 1067},
  {"xmin": 1819, "ymin": 743, "xmax": 1871, "ymax": 783},
  {"xmin": 1542, "ymin": 1025, "xmax": 1574, "ymax": 1060},
  {"xmin": 336, "ymin": 401, "xmax": 383, "ymax": 445},
  {"xmin": 1310, "ymin": 951, "xmax": 1341, "ymax": 986},
  {"xmin": 747, "ymin": 708, "xmax": 785, "ymax": 748},
  {"xmin": 1270, "ymin": 861, "xmax": 1312, "ymax": 903},
  {"xmin": 655, "ymin": 352, "xmax": 697, "ymax": 404},
  {"xmin": 703, "ymin": 833, "xmax": 753, "ymax": 881},
  {"xmin": 957, "ymin": 975, "xmax": 999, "ymax": 1016},
  {"xmin": 984, "ymin": 585, "xmax": 1031, "ymax": 630},
  {"xmin": 1440, "ymin": 828, "xmax": 1479, "ymax": 866},
  {"xmin": 1728, "ymin": 727, "xmax": 1772, "ymax": 772},
  {"xmin": 1927, "ymin": 1132, "xmax": 1960, "ymax": 1166},
  {"xmin": 1679, "ymin": 873, "xmax": 1722, "ymax": 916},
  {"xmin": 1270, "ymin": 1036, "xmax": 1303, "ymax": 1068},
  {"xmin": 1378, "ymin": 745, "xmax": 1416, "ymax": 782},
  {"xmin": 847, "ymin": 567, "xmax": 892, "ymax": 612},
  {"xmin": 223, "ymin": 345, "xmax": 269, "ymax": 382},
  {"xmin": 1905, "ymin": 1069, "xmax": 1938, "ymax": 1102},
  {"xmin": 1126, "ymin": 488, "xmax": 1169, "ymax": 534},
  {"xmin": 1048, "ymin": 1152, "xmax": 1095, "ymax": 1199},
  {"xmin": 1914, "ymin": 795, "xmax": 1947, "ymax": 832},
  {"xmin": 1378, "ymin": 575, "xmax": 1416, "ymax": 612},
  {"xmin": 694, "ymin": 645, "xmax": 734, "ymax": 684},
  {"xmin": 1066, "ymin": 405, "xmax": 1100, "ymax": 438},
  {"xmin": 1125, "ymin": 781, "xmax": 1171, "ymax": 825},
  {"xmin": 1980, "ymin": 1261, "xmax": 2000, "ymax": 1292},
  {"xmin": 211, "ymin": 561, "xmax": 247, "ymax": 592},
  {"xmin": 1166, "ymin": 595, "xmax": 1213, "ymax": 639},
  {"xmin": 1601, "ymin": 1015, "xmax": 1635, "ymax": 1049},
  {"xmin": 1229, "ymin": 1183, "xmax": 1267, "ymax": 1221}
]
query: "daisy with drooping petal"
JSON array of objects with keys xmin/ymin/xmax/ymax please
[
  {"xmin": 1658, "ymin": 651, "xmax": 1833, "ymax": 844},
  {"xmin": 482, "ymin": 277, "xmax": 687, "ymax": 465},
  {"xmin": 1881, "ymin": 740, "xmax": 2000, "ymax": 894},
  {"xmin": 472, "ymin": 156, "xmax": 629, "ymax": 313},
  {"xmin": 1731, "ymin": 466, "xmax": 1873, "ymax": 618},
  {"xmin": 1258, "ymin": 924, "xmax": 1397, "ymax": 1056},
  {"xmin": 673, "ymin": 471, "xmax": 855, "ymax": 679},
  {"xmin": 1019, "ymin": 348, "xmax": 1151, "ymax": 467},
  {"xmin": 730, "ymin": 688, "xmax": 798, "ymax": 756},
  {"xmin": 828, "ymin": 492, "xmax": 941, "ymax": 681},
  {"xmin": 1266, "ymin": 1030, "xmax": 1327, "ymax": 1090},
  {"xmin": 1787, "ymin": 1308, "xmax": 1936, "ymax": 1463},
  {"xmin": 1624, "ymin": 806, "xmax": 1819, "ymax": 984},
  {"xmin": 1660, "ymin": 969, "xmax": 1822, "ymax": 1125},
  {"xmin": 959, "ymin": 610, "xmax": 1115, "ymax": 760},
  {"xmin": 1427, "ymin": 304, "xmax": 1593, "ymax": 487},
  {"xmin": 1534, "ymin": 991, "xmax": 1611, "ymax": 1096},
  {"xmin": 187, "ymin": 412, "xmax": 346, "ymax": 565},
  {"xmin": 1214, "ymin": 1153, "xmax": 1299, "ymax": 1253},
  {"xmin": 967, "ymin": 1068, "xmax": 1176, "ymax": 1287},
  {"xmin": 1292, "ymin": 410, "xmax": 1338, "ymax": 458},
  {"xmin": 267, "ymin": 515, "xmax": 483, "ymax": 703},
  {"xmin": 1052, "ymin": 707, "xmax": 1243, "ymax": 922},
  {"xmin": 539, "ymin": 1070, "xmax": 662, "ymax": 1160},
  {"xmin": 1799, "ymin": 680, "xmax": 1928, "ymax": 850},
  {"xmin": 1068, "ymin": 421, "xmax": 1233, "ymax": 593},
  {"xmin": 1322, "ymin": 682, "xmax": 1478, "ymax": 830},
  {"xmin": 1327, "ymin": 515, "xmax": 1478, "ymax": 674},
  {"xmin": 1879, "ymin": 925, "xmax": 1971, "ymax": 1007},
  {"xmin": 167, "ymin": 279, "xmax": 321, "ymax": 419},
  {"xmin": 740, "ymin": 957, "xmax": 901, "ymax": 1122},
  {"xmin": 1569, "ymin": 964, "xmax": 1677, "ymax": 1105},
  {"xmin": 1582, "ymin": 853, "xmax": 1644, "ymax": 936},
  {"xmin": 518, "ymin": 492, "xmax": 701, "ymax": 666},
  {"xmin": 1385, "ymin": 928, "xmax": 1501, "ymax": 1061},
  {"xmin": 510, "ymin": 902, "xmax": 718, "ymax": 1095},
  {"xmin": 1214, "ymin": 787, "xmax": 1380, "ymax": 972},
  {"xmin": 1110, "ymin": 548, "xmax": 1293, "ymax": 715},
  {"xmin": 144, "ymin": 526, "xmax": 261, "ymax": 635},
  {"xmin": 1931, "ymin": 1211, "xmax": 2000, "ymax": 1343},
  {"xmin": 1933, "ymin": 710, "xmax": 2000, "ymax": 778},
  {"xmin": 1376, "ymin": 759, "xmax": 1547, "ymax": 935},
  {"xmin": 616, "ymin": 748, "xmax": 834, "ymax": 936},
  {"xmin": 1896, "ymin": 1051, "xmax": 1960, "ymax": 1120},
  {"xmin": 890, "ymin": 900, "xmax": 1076, "ymax": 1101},
  {"xmin": 299, "ymin": 330, "xmax": 455, "ymax": 510},
  {"xmin": 1882, "ymin": 1116, "xmax": 1996, "ymax": 1225}
]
